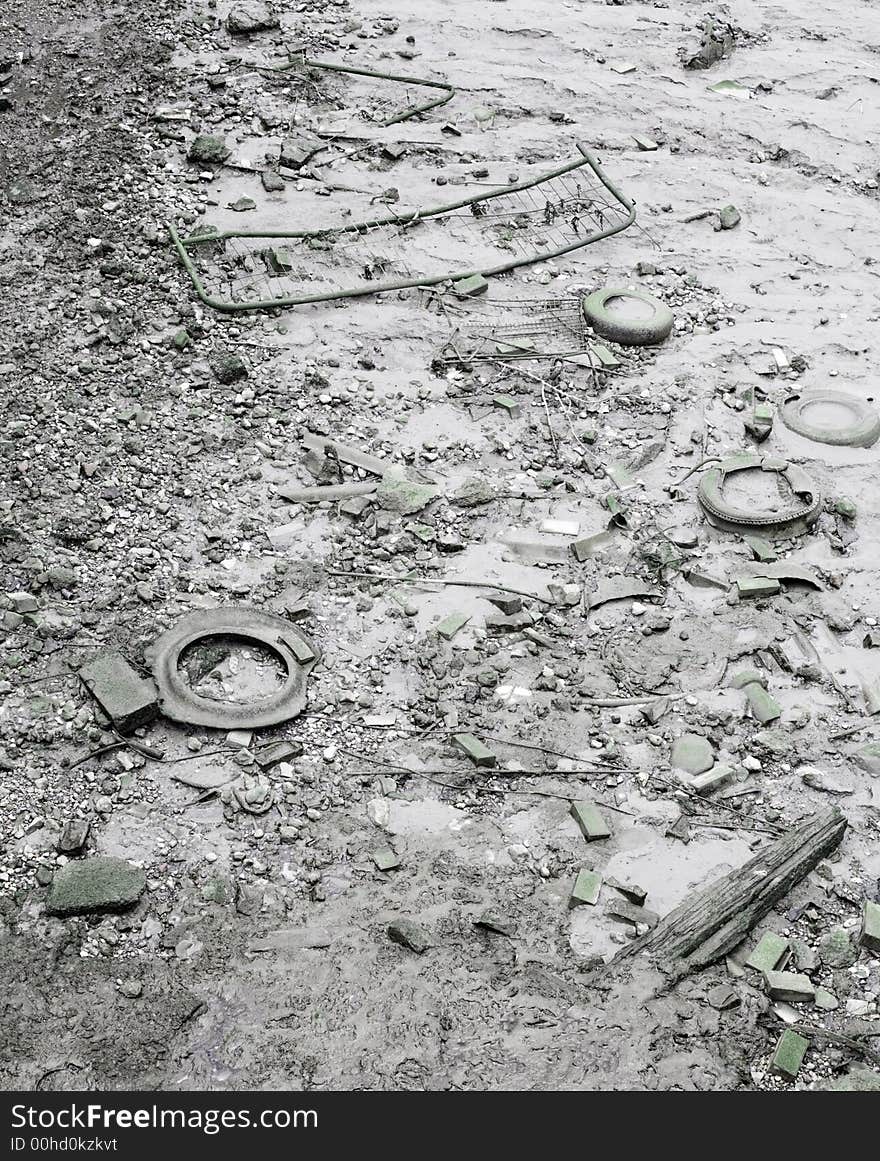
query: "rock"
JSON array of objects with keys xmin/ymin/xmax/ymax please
[
  {"xmin": 188, "ymin": 135, "xmax": 230, "ymax": 165},
  {"xmin": 853, "ymin": 743, "xmax": 880, "ymax": 776},
  {"xmin": 235, "ymin": 882, "xmax": 263, "ymax": 916},
  {"xmin": 671, "ymin": 733, "xmax": 714, "ymax": 775},
  {"xmin": 211, "ymin": 352, "xmax": 247, "ymax": 384},
  {"xmin": 261, "ymin": 170, "xmax": 285, "ymax": 192},
  {"xmin": 474, "ymin": 910, "xmax": 517, "ymax": 937},
  {"xmin": 818, "ymin": 927, "xmax": 857, "ymax": 968},
  {"xmin": 451, "ymin": 476, "xmax": 497, "ymax": 508},
  {"xmin": 706, "ymin": 984, "xmax": 740, "ymax": 1010},
  {"xmin": 718, "ymin": 204, "xmax": 741, "ymax": 230},
  {"xmin": 118, "ymin": 979, "xmax": 143, "ymax": 998},
  {"xmin": 387, "ymin": 918, "xmax": 432, "ymax": 953},
  {"xmin": 57, "ymin": 819, "xmax": 90, "ymax": 854},
  {"xmin": 46, "ymin": 857, "xmax": 146, "ymax": 917},
  {"xmin": 375, "ymin": 473, "xmax": 439, "ymax": 515},
  {"xmin": 227, "ymin": 3, "xmax": 279, "ymax": 35}
]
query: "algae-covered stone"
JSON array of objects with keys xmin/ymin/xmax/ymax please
[
  {"xmin": 818, "ymin": 927, "xmax": 857, "ymax": 969},
  {"xmin": 375, "ymin": 473, "xmax": 439, "ymax": 515},
  {"xmin": 819, "ymin": 1069, "xmax": 880, "ymax": 1092},
  {"xmin": 188, "ymin": 135, "xmax": 230, "ymax": 165},
  {"xmin": 47, "ymin": 857, "xmax": 145, "ymax": 917},
  {"xmin": 671, "ymin": 733, "xmax": 714, "ymax": 775},
  {"xmin": 388, "ymin": 918, "xmax": 432, "ymax": 953},
  {"xmin": 853, "ymin": 743, "xmax": 880, "ymax": 776}
]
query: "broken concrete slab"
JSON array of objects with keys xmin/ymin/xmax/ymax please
[
  {"xmin": 46, "ymin": 857, "xmax": 146, "ymax": 917},
  {"xmin": 375, "ymin": 473, "xmax": 440, "ymax": 515}
]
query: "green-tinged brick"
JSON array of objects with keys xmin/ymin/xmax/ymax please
[
  {"xmin": 569, "ymin": 869, "xmax": 602, "ymax": 908},
  {"xmin": 764, "ymin": 970, "xmax": 815, "ymax": 1002},
  {"xmin": 452, "ymin": 273, "xmax": 489, "ymax": 297},
  {"xmin": 570, "ymin": 800, "xmax": 611, "ymax": 841},
  {"xmin": 453, "ymin": 733, "xmax": 497, "ymax": 768},
  {"xmin": 492, "ymin": 394, "xmax": 522, "ymax": 418},
  {"xmin": 737, "ymin": 576, "xmax": 781, "ymax": 599},
  {"xmin": 77, "ymin": 652, "xmax": 158, "ymax": 735},
  {"xmin": 860, "ymin": 900, "xmax": 880, "ymax": 953},
  {"xmin": 745, "ymin": 931, "xmax": 790, "ymax": 973},
  {"xmin": 436, "ymin": 611, "xmax": 471, "ymax": 640},
  {"xmin": 371, "ymin": 847, "xmax": 401, "ymax": 872},
  {"xmin": 771, "ymin": 1029, "xmax": 809, "ymax": 1079},
  {"xmin": 744, "ymin": 535, "xmax": 777, "ymax": 563}
]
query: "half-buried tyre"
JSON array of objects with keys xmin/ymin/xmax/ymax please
[
  {"xmin": 581, "ymin": 287, "xmax": 674, "ymax": 346},
  {"xmin": 780, "ymin": 390, "xmax": 880, "ymax": 448}
]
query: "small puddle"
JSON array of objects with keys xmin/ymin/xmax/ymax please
[{"xmin": 177, "ymin": 634, "xmax": 287, "ymax": 704}]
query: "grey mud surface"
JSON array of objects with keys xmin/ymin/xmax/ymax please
[{"xmin": 1, "ymin": 0, "xmax": 880, "ymax": 1091}]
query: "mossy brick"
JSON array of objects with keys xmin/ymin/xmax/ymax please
[
  {"xmin": 771, "ymin": 1030, "xmax": 809, "ymax": 1079},
  {"xmin": 492, "ymin": 394, "xmax": 522, "ymax": 418},
  {"xmin": 746, "ymin": 684, "xmax": 782, "ymax": 724},
  {"xmin": 764, "ymin": 970, "xmax": 815, "ymax": 1003},
  {"xmin": 452, "ymin": 273, "xmax": 489, "ymax": 297},
  {"xmin": 46, "ymin": 857, "xmax": 146, "ymax": 917},
  {"xmin": 860, "ymin": 900, "xmax": 880, "ymax": 953},
  {"xmin": 745, "ymin": 931, "xmax": 790, "ymax": 973},
  {"xmin": 436, "ymin": 611, "xmax": 471, "ymax": 640},
  {"xmin": 569, "ymin": 868, "xmax": 602, "ymax": 908},
  {"xmin": 77, "ymin": 652, "xmax": 158, "ymax": 734},
  {"xmin": 570, "ymin": 800, "xmax": 611, "ymax": 841},
  {"xmin": 744, "ymin": 535, "xmax": 777, "ymax": 563},
  {"xmin": 606, "ymin": 877, "xmax": 647, "ymax": 905},
  {"xmin": 453, "ymin": 733, "xmax": 497, "ymax": 768}
]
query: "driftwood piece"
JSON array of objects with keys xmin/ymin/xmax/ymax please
[{"xmin": 615, "ymin": 806, "xmax": 846, "ymax": 973}]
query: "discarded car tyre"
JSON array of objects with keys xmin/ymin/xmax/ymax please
[
  {"xmin": 146, "ymin": 606, "xmax": 319, "ymax": 728},
  {"xmin": 779, "ymin": 390, "xmax": 880, "ymax": 448},
  {"xmin": 581, "ymin": 287, "xmax": 674, "ymax": 346},
  {"xmin": 697, "ymin": 453, "xmax": 821, "ymax": 536}
]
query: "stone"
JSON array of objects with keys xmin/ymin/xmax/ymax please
[
  {"xmin": 235, "ymin": 882, "xmax": 263, "ymax": 916},
  {"xmin": 453, "ymin": 733, "xmax": 497, "ymax": 767},
  {"xmin": 451, "ymin": 476, "xmax": 496, "ymax": 508},
  {"xmin": 371, "ymin": 847, "xmax": 400, "ymax": 872},
  {"xmin": 375, "ymin": 473, "xmax": 439, "ymax": 515},
  {"xmin": 706, "ymin": 984, "xmax": 740, "ymax": 1010},
  {"xmin": 46, "ymin": 857, "xmax": 146, "ymax": 917},
  {"xmin": 7, "ymin": 591, "xmax": 38, "ymax": 614},
  {"xmin": 764, "ymin": 970, "xmax": 815, "ymax": 1003},
  {"xmin": 57, "ymin": 819, "xmax": 90, "ymax": 854},
  {"xmin": 261, "ymin": 169, "xmax": 286, "ymax": 192},
  {"xmin": 474, "ymin": 910, "xmax": 516, "ymax": 936},
  {"xmin": 77, "ymin": 652, "xmax": 158, "ymax": 734},
  {"xmin": 436, "ymin": 611, "xmax": 471, "ymax": 640},
  {"xmin": 819, "ymin": 1069, "xmax": 880, "ymax": 1092},
  {"xmin": 188, "ymin": 135, "xmax": 230, "ymax": 165},
  {"xmin": 569, "ymin": 868, "xmax": 602, "ymax": 908},
  {"xmin": 605, "ymin": 878, "xmax": 647, "ymax": 905},
  {"xmin": 671, "ymin": 733, "xmax": 714, "ymax": 775},
  {"xmin": 771, "ymin": 1029, "xmax": 809, "ymax": 1079},
  {"xmin": 814, "ymin": 987, "xmax": 838, "ymax": 1011},
  {"xmin": 745, "ymin": 931, "xmax": 790, "ymax": 973},
  {"xmin": 387, "ymin": 918, "xmax": 432, "ymax": 953},
  {"xmin": 570, "ymin": 800, "xmax": 611, "ymax": 841},
  {"xmin": 853, "ymin": 743, "xmax": 880, "ymax": 776},
  {"xmin": 819, "ymin": 927, "xmax": 857, "ymax": 968},
  {"xmin": 718, "ymin": 204, "xmax": 741, "ymax": 230},
  {"xmin": 227, "ymin": 3, "xmax": 279, "ymax": 35},
  {"xmin": 860, "ymin": 900, "xmax": 880, "ymax": 953},
  {"xmin": 211, "ymin": 352, "xmax": 247, "ymax": 384}
]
